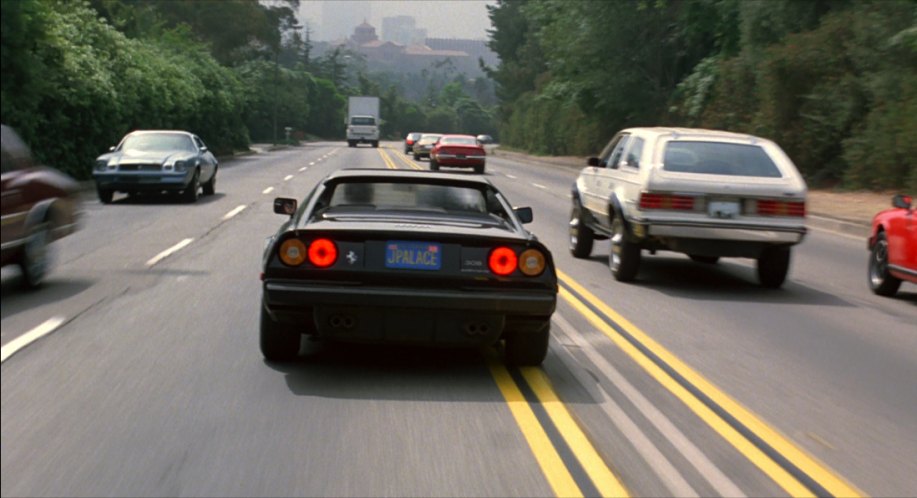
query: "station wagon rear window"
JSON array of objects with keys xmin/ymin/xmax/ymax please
[{"xmin": 663, "ymin": 142, "xmax": 782, "ymax": 177}]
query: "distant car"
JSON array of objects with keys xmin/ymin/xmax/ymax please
[
  {"xmin": 430, "ymin": 134, "xmax": 487, "ymax": 174},
  {"xmin": 867, "ymin": 194, "xmax": 916, "ymax": 296},
  {"xmin": 404, "ymin": 132, "xmax": 422, "ymax": 154},
  {"xmin": 476, "ymin": 134, "xmax": 494, "ymax": 145},
  {"xmin": 571, "ymin": 127, "xmax": 807, "ymax": 288},
  {"xmin": 93, "ymin": 130, "xmax": 218, "ymax": 204},
  {"xmin": 412, "ymin": 134, "xmax": 442, "ymax": 160},
  {"xmin": 1, "ymin": 124, "xmax": 81, "ymax": 288},
  {"xmin": 260, "ymin": 169, "xmax": 557, "ymax": 365}
]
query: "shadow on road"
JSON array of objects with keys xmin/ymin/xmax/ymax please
[{"xmin": 0, "ymin": 275, "xmax": 95, "ymax": 320}]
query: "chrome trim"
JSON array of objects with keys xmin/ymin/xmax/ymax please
[{"xmin": 889, "ymin": 264, "xmax": 917, "ymax": 278}]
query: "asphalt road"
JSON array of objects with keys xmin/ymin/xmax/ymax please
[{"xmin": 2, "ymin": 141, "xmax": 915, "ymax": 497}]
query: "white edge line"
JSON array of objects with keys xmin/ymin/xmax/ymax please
[
  {"xmin": 146, "ymin": 238, "xmax": 194, "ymax": 267},
  {"xmin": 222, "ymin": 205, "xmax": 247, "ymax": 221},
  {"xmin": 262, "ymin": 187, "xmax": 274, "ymax": 194},
  {"xmin": 284, "ymin": 175, "xmax": 294, "ymax": 181},
  {"xmin": 1, "ymin": 317, "xmax": 66, "ymax": 363}
]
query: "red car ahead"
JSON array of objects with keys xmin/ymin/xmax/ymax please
[
  {"xmin": 430, "ymin": 134, "xmax": 486, "ymax": 174},
  {"xmin": 868, "ymin": 194, "xmax": 916, "ymax": 296}
]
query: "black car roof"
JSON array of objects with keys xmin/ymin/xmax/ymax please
[{"xmin": 324, "ymin": 168, "xmax": 495, "ymax": 187}]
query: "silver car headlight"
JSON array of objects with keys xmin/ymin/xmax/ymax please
[
  {"xmin": 95, "ymin": 160, "xmax": 108, "ymax": 171},
  {"xmin": 174, "ymin": 160, "xmax": 191, "ymax": 172}
]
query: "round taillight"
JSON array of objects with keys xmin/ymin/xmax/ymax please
[
  {"xmin": 518, "ymin": 249, "xmax": 546, "ymax": 276},
  {"xmin": 279, "ymin": 239, "xmax": 306, "ymax": 266},
  {"xmin": 489, "ymin": 247, "xmax": 517, "ymax": 276},
  {"xmin": 308, "ymin": 238, "xmax": 337, "ymax": 268}
]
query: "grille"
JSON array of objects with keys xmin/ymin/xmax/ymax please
[{"xmin": 119, "ymin": 163, "xmax": 161, "ymax": 172}]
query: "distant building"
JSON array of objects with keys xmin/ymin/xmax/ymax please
[
  {"xmin": 321, "ymin": 1, "xmax": 371, "ymax": 42},
  {"xmin": 382, "ymin": 16, "xmax": 427, "ymax": 45},
  {"xmin": 426, "ymin": 38, "xmax": 499, "ymax": 68},
  {"xmin": 350, "ymin": 21, "xmax": 379, "ymax": 45}
]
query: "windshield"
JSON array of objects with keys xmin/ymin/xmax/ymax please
[
  {"xmin": 120, "ymin": 133, "xmax": 196, "ymax": 153},
  {"xmin": 662, "ymin": 141, "xmax": 782, "ymax": 177},
  {"xmin": 350, "ymin": 117, "xmax": 376, "ymax": 126}
]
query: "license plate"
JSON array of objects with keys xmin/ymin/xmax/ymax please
[
  {"xmin": 385, "ymin": 241, "xmax": 442, "ymax": 270},
  {"xmin": 457, "ymin": 154, "xmax": 466, "ymax": 159},
  {"xmin": 708, "ymin": 200, "xmax": 740, "ymax": 218}
]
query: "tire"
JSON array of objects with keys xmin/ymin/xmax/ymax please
[
  {"xmin": 260, "ymin": 305, "xmax": 301, "ymax": 361},
  {"xmin": 610, "ymin": 215, "xmax": 640, "ymax": 282},
  {"xmin": 569, "ymin": 198, "xmax": 594, "ymax": 258},
  {"xmin": 868, "ymin": 232, "xmax": 901, "ymax": 296},
  {"xmin": 182, "ymin": 170, "xmax": 200, "ymax": 203},
  {"xmin": 474, "ymin": 164, "xmax": 485, "ymax": 174},
  {"xmin": 202, "ymin": 167, "xmax": 217, "ymax": 196},
  {"xmin": 430, "ymin": 159, "xmax": 439, "ymax": 171},
  {"xmin": 413, "ymin": 152, "xmax": 420, "ymax": 160},
  {"xmin": 504, "ymin": 321, "xmax": 550, "ymax": 366},
  {"xmin": 689, "ymin": 255, "xmax": 720, "ymax": 264},
  {"xmin": 372, "ymin": 141, "xmax": 379, "ymax": 148},
  {"xmin": 20, "ymin": 222, "xmax": 51, "ymax": 289},
  {"xmin": 348, "ymin": 141, "xmax": 356, "ymax": 148},
  {"xmin": 97, "ymin": 187, "xmax": 113, "ymax": 204},
  {"xmin": 757, "ymin": 246, "xmax": 791, "ymax": 288}
]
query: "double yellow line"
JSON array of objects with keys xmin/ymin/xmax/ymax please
[
  {"xmin": 378, "ymin": 146, "xmax": 425, "ymax": 170},
  {"xmin": 557, "ymin": 269, "xmax": 863, "ymax": 498}
]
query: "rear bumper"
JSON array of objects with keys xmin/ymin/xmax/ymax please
[
  {"xmin": 432, "ymin": 154, "xmax": 485, "ymax": 167},
  {"xmin": 631, "ymin": 217, "xmax": 806, "ymax": 257},
  {"xmin": 645, "ymin": 222, "xmax": 806, "ymax": 243}
]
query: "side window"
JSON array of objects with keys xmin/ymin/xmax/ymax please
[
  {"xmin": 598, "ymin": 134, "xmax": 623, "ymax": 166},
  {"xmin": 608, "ymin": 136, "xmax": 631, "ymax": 169},
  {"xmin": 194, "ymin": 136, "xmax": 206, "ymax": 150},
  {"xmin": 623, "ymin": 137, "xmax": 644, "ymax": 169}
]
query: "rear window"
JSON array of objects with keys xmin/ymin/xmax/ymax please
[
  {"xmin": 663, "ymin": 142, "xmax": 782, "ymax": 178},
  {"xmin": 441, "ymin": 137, "xmax": 477, "ymax": 145},
  {"xmin": 327, "ymin": 182, "xmax": 489, "ymax": 215},
  {"xmin": 350, "ymin": 117, "xmax": 376, "ymax": 126}
]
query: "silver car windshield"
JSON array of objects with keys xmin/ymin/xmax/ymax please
[
  {"xmin": 121, "ymin": 134, "xmax": 196, "ymax": 153},
  {"xmin": 663, "ymin": 142, "xmax": 782, "ymax": 178}
]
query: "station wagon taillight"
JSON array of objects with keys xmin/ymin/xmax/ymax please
[
  {"xmin": 756, "ymin": 200, "xmax": 806, "ymax": 217},
  {"xmin": 308, "ymin": 238, "xmax": 338, "ymax": 268},
  {"xmin": 489, "ymin": 247, "xmax": 517, "ymax": 276},
  {"xmin": 639, "ymin": 193, "xmax": 695, "ymax": 210}
]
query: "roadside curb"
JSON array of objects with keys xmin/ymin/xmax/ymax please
[{"xmin": 491, "ymin": 147, "xmax": 873, "ymax": 238}]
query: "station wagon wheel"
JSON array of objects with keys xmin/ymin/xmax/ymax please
[
  {"xmin": 259, "ymin": 306, "xmax": 301, "ymax": 361},
  {"xmin": 20, "ymin": 222, "xmax": 51, "ymax": 289},
  {"xmin": 97, "ymin": 187, "xmax": 113, "ymax": 204},
  {"xmin": 757, "ymin": 246, "xmax": 791, "ymax": 288},
  {"xmin": 182, "ymin": 170, "xmax": 200, "ymax": 203},
  {"xmin": 202, "ymin": 167, "xmax": 217, "ymax": 196},
  {"xmin": 609, "ymin": 215, "xmax": 640, "ymax": 282},
  {"xmin": 569, "ymin": 198, "xmax": 594, "ymax": 258},
  {"xmin": 868, "ymin": 232, "xmax": 901, "ymax": 296},
  {"xmin": 504, "ymin": 321, "xmax": 550, "ymax": 366}
]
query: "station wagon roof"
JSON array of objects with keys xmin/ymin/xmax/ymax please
[{"xmin": 622, "ymin": 127, "xmax": 766, "ymax": 144}]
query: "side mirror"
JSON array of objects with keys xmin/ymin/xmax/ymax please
[
  {"xmin": 200, "ymin": 146, "xmax": 208, "ymax": 153},
  {"xmin": 892, "ymin": 194, "xmax": 913, "ymax": 210},
  {"xmin": 514, "ymin": 206, "xmax": 533, "ymax": 224},
  {"xmin": 109, "ymin": 146, "xmax": 116, "ymax": 152},
  {"xmin": 587, "ymin": 157, "xmax": 599, "ymax": 167},
  {"xmin": 273, "ymin": 197, "xmax": 297, "ymax": 216}
]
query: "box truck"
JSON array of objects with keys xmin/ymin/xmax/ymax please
[{"xmin": 346, "ymin": 96, "xmax": 380, "ymax": 148}]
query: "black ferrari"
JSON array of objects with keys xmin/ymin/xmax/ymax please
[{"xmin": 260, "ymin": 169, "xmax": 557, "ymax": 365}]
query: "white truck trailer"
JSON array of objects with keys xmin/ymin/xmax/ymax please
[{"xmin": 346, "ymin": 96, "xmax": 380, "ymax": 148}]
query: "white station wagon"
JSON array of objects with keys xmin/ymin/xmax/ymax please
[{"xmin": 570, "ymin": 127, "xmax": 807, "ymax": 288}]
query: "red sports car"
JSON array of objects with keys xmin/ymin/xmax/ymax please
[
  {"xmin": 430, "ymin": 134, "xmax": 486, "ymax": 174},
  {"xmin": 867, "ymin": 194, "xmax": 916, "ymax": 296}
]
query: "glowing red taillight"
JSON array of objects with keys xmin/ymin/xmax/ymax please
[
  {"xmin": 639, "ymin": 193, "xmax": 695, "ymax": 210},
  {"xmin": 757, "ymin": 200, "xmax": 805, "ymax": 217},
  {"xmin": 308, "ymin": 238, "xmax": 337, "ymax": 268},
  {"xmin": 489, "ymin": 247, "xmax": 517, "ymax": 276}
]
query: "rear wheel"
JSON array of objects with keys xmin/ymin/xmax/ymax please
[
  {"xmin": 413, "ymin": 152, "xmax": 420, "ymax": 160},
  {"xmin": 689, "ymin": 255, "xmax": 720, "ymax": 264},
  {"xmin": 430, "ymin": 159, "xmax": 439, "ymax": 171},
  {"xmin": 504, "ymin": 322, "xmax": 550, "ymax": 366},
  {"xmin": 182, "ymin": 170, "xmax": 200, "ymax": 203},
  {"xmin": 20, "ymin": 222, "xmax": 51, "ymax": 289},
  {"xmin": 348, "ymin": 141, "xmax": 356, "ymax": 148},
  {"xmin": 202, "ymin": 167, "xmax": 217, "ymax": 196},
  {"xmin": 97, "ymin": 187, "xmax": 113, "ymax": 204},
  {"xmin": 474, "ymin": 164, "xmax": 485, "ymax": 174},
  {"xmin": 372, "ymin": 141, "xmax": 379, "ymax": 148},
  {"xmin": 610, "ymin": 215, "xmax": 640, "ymax": 281},
  {"xmin": 757, "ymin": 246, "xmax": 790, "ymax": 288},
  {"xmin": 260, "ymin": 306, "xmax": 301, "ymax": 361},
  {"xmin": 569, "ymin": 198, "xmax": 594, "ymax": 258},
  {"xmin": 868, "ymin": 232, "xmax": 901, "ymax": 296}
]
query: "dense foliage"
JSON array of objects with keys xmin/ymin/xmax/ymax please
[{"xmin": 487, "ymin": 0, "xmax": 916, "ymax": 190}]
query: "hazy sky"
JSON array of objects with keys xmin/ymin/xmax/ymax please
[{"xmin": 297, "ymin": 0, "xmax": 496, "ymax": 41}]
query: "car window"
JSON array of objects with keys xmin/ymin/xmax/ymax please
[
  {"xmin": 441, "ymin": 137, "xmax": 477, "ymax": 145},
  {"xmin": 663, "ymin": 141, "xmax": 783, "ymax": 177},
  {"xmin": 193, "ymin": 136, "xmax": 206, "ymax": 150},
  {"xmin": 607, "ymin": 136, "xmax": 631, "ymax": 168},
  {"xmin": 1, "ymin": 125, "xmax": 33, "ymax": 172},
  {"xmin": 350, "ymin": 117, "xmax": 375, "ymax": 125},
  {"xmin": 121, "ymin": 133, "xmax": 196, "ymax": 153},
  {"xmin": 327, "ymin": 182, "xmax": 489, "ymax": 215},
  {"xmin": 599, "ymin": 133, "xmax": 629, "ymax": 167},
  {"xmin": 624, "ymin": 137, "xmax": 644, "ymax": 169}
]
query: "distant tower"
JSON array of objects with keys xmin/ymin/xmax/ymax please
[
  {"xmin": 351, "ymin": 19, "xmax": 379, "ymax": 45},
  {"xmin": 322, "ymin": 1, "xmax": 371, "ymax": 41}
]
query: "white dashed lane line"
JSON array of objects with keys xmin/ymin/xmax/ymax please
[
  {"xmin": 533, "ymin": 183, "xmax": 547, "ymax": 190},
  {"xmin": 309, "ymin": 162, "xmax": 315, "ymax": 166},
  {"xmin": 146, "ymin": 238, "xmax": 194, "ymax": 267},
  {"xmin": 299, "ymin": 166, "xmax": 308, "ymax": 172},
  {"xmin": 1, "ymin": 317, "xmax": 66, "ymax": 363},
  {"xmin": 284, "ymin": 175, "xmax": 294, "ymax": 181},
  {"xmin": 263, "ymin": 187, "xmax": 274, "ymax": 194},
  {"xmin": 222, "ymin": 205, "xmax": 247, "ymax": 221},
  {"xmin": 506, "ymin": 174, "xmax": 517, "ymax": 179}
]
